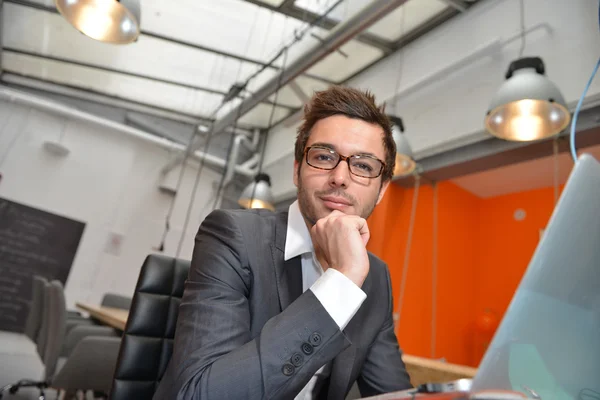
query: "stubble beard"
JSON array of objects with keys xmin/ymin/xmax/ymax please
[{"xmin": 296, "ymin": 172, "xmax": 380, "ymax": 226}]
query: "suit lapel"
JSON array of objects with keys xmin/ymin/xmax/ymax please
[{"xmin": 271, "ymin": 212, "xmax": 303, "ymax": 311}]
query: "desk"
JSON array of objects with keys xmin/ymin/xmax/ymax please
[
  {"xmin": 76, "ymin": 302, "xmax": 129, "ymax": 330},
  {"xmin": 402, "ymin": 355, "xmax": 477, "ymax": 387}
]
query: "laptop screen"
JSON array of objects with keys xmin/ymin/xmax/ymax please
[{"xmin": 471, "ymin": 154, "xmax": 600, "ymax": 400}]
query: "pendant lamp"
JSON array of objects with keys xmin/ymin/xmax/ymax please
[
  {"xmin": 389, "ymin": 116, "xmax": 416, "ymax": 177},
  {"xmin": 238, "ymin": 173, "xmax": 275, "ymax": 211},
  {"xmin": 55, "ymin": 0, "xmax": 141, "ymax": 44},
  {"xmin": 485, "ymin": 57, "xmax": 570, "ymax": 142}
]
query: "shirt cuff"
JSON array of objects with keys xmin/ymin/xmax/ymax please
[{"xmin": 309, "ymin": 268, "xmax": 367, "ymax": 330}]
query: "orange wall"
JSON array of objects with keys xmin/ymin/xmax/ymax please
[
  {"xmin": 368, "ymin": 181, "xmax": 562, "ymax": 367},
  {"xmin": 471, "ymin": 185, "xmax": 563, "ymax": 363}
]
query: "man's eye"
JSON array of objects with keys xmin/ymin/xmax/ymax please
[
  {"xmin": 353, "ymin": 162, "xmax": 373, "ymax": 171},
  {"xmin": 316, "ymin": 154, "xmax": 334, "ymax": 161}
]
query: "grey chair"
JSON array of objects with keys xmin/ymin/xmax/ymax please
[
  {"xmin": 101, "ymin": 293, "xmax": 132, "ymax": 311},
  {"xmin": 1, "ymin": 281, "xmax": 123, "ymax": 399},
  {"xmin": 23, "ymin": 275, "xmax": 47, "ymax": 341},
  {"xmin": 0, "ymin": 276, "xmax": 49, "ymax": 359}
]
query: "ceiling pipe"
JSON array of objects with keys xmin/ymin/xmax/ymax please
[
  {"xmin": 161, "ymin": 0, "xmax": 411, "ymax": 175},
  {"xmin": 1, "ymin": 73, "xmax": 252, "ymax": 135},
  {"xmin": 214, "ymin": 130, "xmax": 261, "ymax": 208},
  {"xmin": 0, "ymin": 86, "xmax": 259, "ymax": 178}
]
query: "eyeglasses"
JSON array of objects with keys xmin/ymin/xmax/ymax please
[{"xmin": 304, "ymin": 146, "xmax": 385, "ymax": 179}]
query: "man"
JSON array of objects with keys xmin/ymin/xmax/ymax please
[{"xmin": 154, "ymin": 86, "xmax": 413, "ymax": 399}]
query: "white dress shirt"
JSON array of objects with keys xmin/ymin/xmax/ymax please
[{"xmin": 284, "ymin": 200, "xmax": 367, "ymax": 399}]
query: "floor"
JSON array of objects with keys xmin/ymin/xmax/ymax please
[{"xmin": 0, "ymin": 330, "xmax": 55, "ymax": 400}]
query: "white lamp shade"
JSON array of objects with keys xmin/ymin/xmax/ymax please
[
  {"xmin": 238, "ymin": 173, "xmax": 275, "ymax": 211},
  {"xmin": 485, "ymin": 57, "xmax": 570, "ymax": 142},
  {"xmin": 55, "ymin": 0, "xmax": 141, "ymax": 44},
  {"xmin": 392, "ymin": 124, "xmax": 416, "ymax": 177}
]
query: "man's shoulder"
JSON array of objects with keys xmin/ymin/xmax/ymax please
[
  {"xmin": 205, "ymin": 208, "xmax": 286, "ymax": 230},
  {"xmin": 367, "ymin": 251, "xmax": 387, "ymax": 270}
]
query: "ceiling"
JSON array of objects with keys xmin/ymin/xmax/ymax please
[
  {"xmin": 451, "ymin": 144, "xmax": 600, "ymax": 198},
  {"xmin": 0, "ymin": 0, "xmax": 475, "ymax": 135}
]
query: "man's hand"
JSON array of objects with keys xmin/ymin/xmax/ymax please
[{"xmin": 310, "ymin": 210, "xmax": 370, "ymax": 287}]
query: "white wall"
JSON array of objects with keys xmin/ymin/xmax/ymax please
[
  {"xmin": 263, "ymin": 0, "xmax": 600, "ymax": 199},
  {"xmin": 0, "ymin": 100, "xmax": 220, "ymax": 309}
]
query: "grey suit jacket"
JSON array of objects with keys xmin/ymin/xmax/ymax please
[{"xmin": 154, "ymin": 208, "xmax": 412, "ymax": 400}]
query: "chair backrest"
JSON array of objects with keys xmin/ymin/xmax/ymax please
[
  {"xmin": 101, "ymin": 293, "xmax": 132, "ymax": 311},
  {"xmin": 110, "ymin": 254, "xmax": 190, "ymax": 400},
  {"xmin": 42, "ymin": 280, "xmax": 67, "ymax": 381},
  {"xmin": 24, "ymin": 275, "xmax": 47, "ymax": 341},
  {"xmin": 36, "ymin": 279, "xmax": 52, "ymax": 359}
]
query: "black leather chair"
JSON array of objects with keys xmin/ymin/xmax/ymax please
[{"xmin": 109, "ymin": 254, "xmax": 190, "ymax": 400}]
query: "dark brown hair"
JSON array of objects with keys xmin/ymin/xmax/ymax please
[{"xmin": 294, "ymin": 85, "xmax": 396, "ymax": 182}]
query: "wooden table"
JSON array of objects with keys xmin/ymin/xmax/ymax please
[
  {"xmin": 402, "ymin": 355, "xmax": 478, "ymax": 387},
  {"xmin": 76, "ymin": 302, "xmax": 129, "ymax": 330}
]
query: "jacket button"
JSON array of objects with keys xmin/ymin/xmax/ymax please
[
  {"xmin": 282, "ymin": 363, "xmax": 295, "ymax": 376},
  {"xmin": 309, "ymin": 332, "xmax": 322, "ymax": 347},
  {"xmin": 290, "ymin": 352, "xmax": 304, "ymax": 367},
  {"xmin": 301, "ymin": 342, "xmax": 313, "ymax": 355}
]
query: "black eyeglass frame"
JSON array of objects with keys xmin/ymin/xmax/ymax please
[{"xmin": 303, "ymin": 145, "xmax": 386, "ymax": 179}]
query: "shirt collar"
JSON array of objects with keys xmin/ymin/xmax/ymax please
[{"xmin": 284, "ymin": 200, "xmax": 313, "ymax": 261}]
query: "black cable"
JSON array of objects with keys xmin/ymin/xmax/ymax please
[
  {"xmin": 249, "ymin": 47, "xmax": 290, "ymax": 206},
  {"xmin": 238, "ymin": 0, "xmax": 343, "ymax": 92},
  {"xmin": 211, "ymin": 5, "xmax": 276, "ymax": 211},
  {"xmin": 518, "ymin": 0, "xmax": 526, "ymax": 58},
  {"xmin": 211, "ymin": 132, "xmax": 237, "ymax": 210},
  {"xmin": 157, "ymin": 126, "xmax": 198, "ymax": 251},
  {"xmin": 157, "ymin": 55, "xmax": 224, "ymax": 252},
  {"xmin": 175, "ymin": 120, "xmax": 220, "ymax": 258}
]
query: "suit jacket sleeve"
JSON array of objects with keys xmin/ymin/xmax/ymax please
[
  {"xmin": 356, "ymin": 265, "xmax": 413, "ymax": 397},
  {"xmin": 154, "ymin": 209, "xmax": 351, "ymax": 400}
]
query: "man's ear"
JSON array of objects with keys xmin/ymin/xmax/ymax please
[
  {"xmin": 376, "ymin": 179, "xmax": 391, "ymax": 205},
  {"xmin": 293, "ymin": 159, "xmax": 299, "ymax": 187}
]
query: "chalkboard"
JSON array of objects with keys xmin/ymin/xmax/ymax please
[{"xmin": 0, "ymin": 197, "xmax": 85, "ymax": 333}]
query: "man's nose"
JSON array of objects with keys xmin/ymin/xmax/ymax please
[{"xmin": 328, "ymin": 159, "xmax": 350, "ymax": 188}]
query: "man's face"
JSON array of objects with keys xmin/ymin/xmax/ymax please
[{"xmin": 293, "ymin": 115, "xmax": 390, "ymax": 225}]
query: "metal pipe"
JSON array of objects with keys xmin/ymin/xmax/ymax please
[
  {"xmin": 214, "ymin": 134, "xmax": 252, "ymax": 207},
  {"xmin": 163, "ymin": 0, "xmax": 410, "ymax": 173},
  {"xmin": 0, "ymin": 85, "xmax": 181, "ymax": 149},
  {"xmin": 246, "ymin": 129, "xmax": 260, "ymax": 152},
  {"xmin": 124, "ymin": 112, "xmax": 193, "ymax": 143},
  {"xmin": 214, "ymin": 129, "xmax": 263, "ymax": 207},
  {"xmin": 0, "ymin": 86, "xmax": 249, "ymax": 175},
  {"xmin": 239, "ymin": 153, "xmax": 260, "ymax": 170},
  {"xmin": 2, "ymin": 73, "xmax": 205, "ymax": 126},
  {"xmin": 439, "ymin": 0, "xmax": 467, "ymax": 12}
]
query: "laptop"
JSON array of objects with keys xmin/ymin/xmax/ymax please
[{"xmin": 470, "ymin": 153, "xmax": 600, "ymax": 399}]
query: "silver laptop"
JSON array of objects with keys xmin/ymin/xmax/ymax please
[{"xmin": 471, "ymin": 153, "xmax": 600, "ymax": 399}]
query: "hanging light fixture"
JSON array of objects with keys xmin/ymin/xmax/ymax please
[
  {"xmin": 55, "ymin": 0, "xmax": 141, "ymax": 44},
  {"xmin": 238, "ymin": 173, "xmax": 275, "ymax": 211},
  {"xmin": 389, "ymin": 116, "xmax": 416, "ymax": 177},
  {"xmin": 485, "ymin": 57, "xmax": 570, "ymax": 142}
]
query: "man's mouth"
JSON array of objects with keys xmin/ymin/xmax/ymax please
[{"xmin": 320, "ymin": 195, "xmax": 352, "ymax": 211}]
